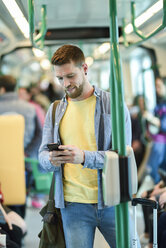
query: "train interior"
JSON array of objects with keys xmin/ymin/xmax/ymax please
[{"xmin": 0, "ymin": 0, "xmax": 166, "ymax": 247}]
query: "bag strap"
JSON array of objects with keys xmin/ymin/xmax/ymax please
[
  {"xmin": 52, "ymin": 100, "xmax": 60, "ymax": 128},
  {"xmin": 49, "ymin": 172, "xmax": 55, "ymax": 200},
  {"xmin": 49, "ymin": 100, "xmax": 60, "ymax": 201}
]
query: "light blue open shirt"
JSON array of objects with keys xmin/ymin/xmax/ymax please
[{"xmin": 39, "ymin": 86, "xmax": 131, "ymax": 209}]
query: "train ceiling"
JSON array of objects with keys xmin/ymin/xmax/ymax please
[{"xmin": 0, "ymin": 0, "xmax": 165, "ymax": 56}]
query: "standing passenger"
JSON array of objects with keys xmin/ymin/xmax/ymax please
[
  {"xmin": 39, "ymin": 44, "xmax": 132, "ymax": 248},
  {"xmin": 0, "ymin": 75, "xmax": 36, "ymax": 153}
]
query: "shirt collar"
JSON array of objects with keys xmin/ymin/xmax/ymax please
[{"xmin": 93, "ymin": 85, "xmax": 101, "ymax": 98}]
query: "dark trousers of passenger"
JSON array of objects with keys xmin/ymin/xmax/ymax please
[
  {"xmin": 142, "ymin": 205, "xmax": 153, "ymax": 235},
  {"xmin": 158, "ymin": 212, "xmax": 166, "ymax": 248},
  {"xmin": 143, "ymin": 205, "xmax": 165, "ymax": 245},
  {"xmin": 0, "ymin": 223, "xmax": 23, "ymax": 248}
]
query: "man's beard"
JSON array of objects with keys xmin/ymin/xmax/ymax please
[{"xmin": 65, "ymin": 83, "xmax": 84, "ymax": 99}]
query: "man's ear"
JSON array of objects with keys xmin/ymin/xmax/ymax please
[{"xmin": 82, "ymin": 63, "xmax": 88, "ymax": 75}]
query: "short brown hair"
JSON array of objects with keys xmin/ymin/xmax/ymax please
[
  {"xmin": 51, "ymin": 44, "xmax": 85, "ymax": 67},
  {"xmin": 0, "ymin": 75, "xmax": 17, "ymax": 92}
]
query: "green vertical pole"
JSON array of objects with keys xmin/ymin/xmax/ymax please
[
  {"xmin": 142, "ymin": 71, "xmax": 146, "ymax": 101},
  {"xmin": 109, "ymin": 58, "xmax": 119, "ymax": 150},
  {"xmin": 109, "ymin": 0, "xmax": 130, "ymax": 247},
  {"xmin": 28, "ymin": 0, "xmax": 35, "ymax": 46},
  {"xmin": 78, "ymin": 40, "xmax": 83, "ymax": 50}
]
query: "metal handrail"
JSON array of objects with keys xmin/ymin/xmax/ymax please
[
  {"xmin": 123, "ymin": 0, "xmax": 166, "ymax": 47},
  {"xmin": 122, "ymin": 18, "xmax": 129, "ymax": 47},
  {"xmin": 131, "ymin": 0, "xmax": 166, "ymax": 40},
  {"xmin": 28, "ymin": 0, "xmax": 47, "ymax": 49}
]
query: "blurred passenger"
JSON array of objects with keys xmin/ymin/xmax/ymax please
[
  {"xmin": 158, "ymin": 212, "xmax": 166, "ymax": 248},
  {"xmin": 140, "ymin": 175, "xmax": 166, "ymax": 248},
  {"xmin": 140, "ymin": 77, "xmax": 166, "ymax": 246},
  {"xmin": 0, "ymin": 177, "xmax": 27, "ymax": 248},
  {"xmin": 140, "ymin": 179, "xmax": 165, "ymax": 247},
  {"xmin": 39, "ymin": 44, "xmax": 140, "ymax": 248},
  {"xmin": 0, "ymin": 75, "xmax": 39, "ymax": 218},
  {"xmin": 0, "ymin": 202, "xmax": 27, "ymax": 248},
  {"xmin": 28, "ymin": 83, "xmax": 51, "ymax": 112},
  {"xmin": 18, "ymin": 86, "xmax": 46, "ymax": 208},
  {"xmin": 0, "ymin": 75, "xmax": 36, "ymax": 154},
  {"xmin": 18, "ymin": 86, "xmax": 45, "ymax": 127},
  {"xmin": 158, "ymin": 189, "xmax": 166, "ymax": 248},
  {"xmin": 40, "ymin": 79, "xmax": 64, "ymax": 102},
  {"xmin": 144, "ymin": 77, "xmax": 166, "ymax": 184},
  {"xmin": 130, "ymin": 95, "xmax": 147, "ymax": 170}
]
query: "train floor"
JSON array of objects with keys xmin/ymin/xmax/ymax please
[{"xmin": 23, "ymin": 202, "xmax": 145, "ymax": 248}]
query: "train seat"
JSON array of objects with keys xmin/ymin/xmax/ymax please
[{"xmin": 0, "ymin": 114, "xmax": 26, "ymax": 205}]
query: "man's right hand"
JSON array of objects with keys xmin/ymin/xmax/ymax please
[{"xmin": 49, "ymin": 145, "xmax": 85, "ymax": 167}]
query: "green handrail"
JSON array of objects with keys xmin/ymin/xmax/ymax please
[
  {"xmin": 122, "ymin": 18, "xmax": 129, "ymax": 48},
  {"xmin": 24, "ymin": 157, "xmax": 52, "ymax": 193},
  {"xmin": 131, "ymin": 0, "xmax": 166, "ymax": 40},
  {"xmin": 109, "ymin": 0, "xmax": 129, "ymax": 247},
  {"xmin": 28, "ymin": 0, "xmax": 47, "ymax": 49},
  {"xmin": 109, "ymin": 58, "xmax": 118, "ymax": 150},
  {"xmin": 123, "ymin": 0, "xmax": 166, "ymax": 47},
  {"xmin": 34, "ymin": 6, "xmax": 47, "ymax": 42}
]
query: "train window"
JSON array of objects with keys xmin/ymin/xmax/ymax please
[
  {"xmin": 88, "ymin": 60, "xmax": 110, "ymax": 91},
  {"xmin": 100, "ymin": 69, "xmax": 109, "ymax": 90},
  {"xmin": 130, "ymin": 47, "xmax": 156, "ymax": 111}
]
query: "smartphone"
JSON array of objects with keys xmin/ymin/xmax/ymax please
[{"xmin": 47, "ymin": 143, "xmax": 60, "ymax": 151}]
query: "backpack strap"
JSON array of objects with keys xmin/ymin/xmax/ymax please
[{"xmin": 52, "ymin": 100, "xmax": 60, "ymax": 127}]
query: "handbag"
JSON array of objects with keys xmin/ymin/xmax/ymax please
[{"xmin": 38, "ymin": 171, "xmax": 66, "ymax": 248}]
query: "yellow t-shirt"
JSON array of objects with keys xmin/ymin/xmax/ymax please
[{"xmin": 59, "ymin": 94, "xmax": 98, "ymax": 203}]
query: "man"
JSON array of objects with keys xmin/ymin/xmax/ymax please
[
  {"xmin": 39, "ymin": 44, "xmax": 132, "ymax": 248},
  {"xmin": 0, "ymin": 75, "xmax": 37, "ymax": 218}
]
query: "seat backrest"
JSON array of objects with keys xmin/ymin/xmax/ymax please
[{"xmin": 0, "ymin": 114, "xmax": 26, "ymax": 205}]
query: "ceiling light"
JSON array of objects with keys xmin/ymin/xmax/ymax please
[
  {"xmin": 125, "ymin": 24, "xmax": 134, "ymax": 34},
  {"xmin": 30, "ymin": 62, "xmax": 41, "ymax": 71},
  {"xmin": 125, "ymin": 0, "xmax": 163, "ymax": 34},
  {"xmin": 40, "ymin": 59, "xmax": 51, "ymax": 70},
  {"xmin": 2, "ymin": 0, "xmax": 29, "ymax": 38},
  {"xmin": 85, "ymin": 57, "xmax": 94, "ymax": 67},
  {"xmin": 98, "ymin": 42, "xmax": 110, "ymax": 54},
  {"xmin": 32, "ymin": 48, "xmax": 45, "ymax": 58},
  {"xmin": 94, "ymin": 42, "xmax": 111, "ymax": 59}
]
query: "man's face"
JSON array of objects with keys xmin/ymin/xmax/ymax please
[
  {"xmin": 18, "ymin": 88, "xmax": 31, "ymax": 101},
  {"xmin": 54, "ymin": 61, "xmax": 86, "ymax": 99}
]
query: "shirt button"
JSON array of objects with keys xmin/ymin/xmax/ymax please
[
  {"xmin": 62, "ymin": 108, "xmax": 64, "ymax": 112},
  {"xmin": 55, "ymin": 122, "xmax": 58, "ymax": 126}
]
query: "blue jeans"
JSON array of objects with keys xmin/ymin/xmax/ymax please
[
  {"xmin": 61, "ymin": 202, "xmax": 115, "ymax": 248},
  {"xmin": 60, "ymin": 202, "xmax": 140, "ymax": 248},
  {"xmin": 147, "ymin": 142, "xmax": 166, "ymax": 183}
]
